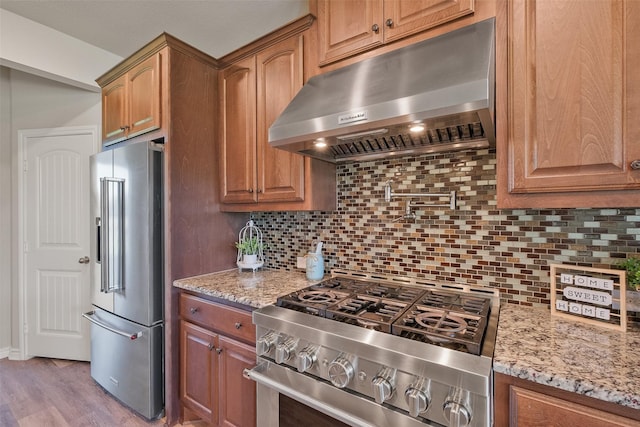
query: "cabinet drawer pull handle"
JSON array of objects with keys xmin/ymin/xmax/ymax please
[
  {"xmin": 119, "ymin": 125, "xmax": 130, "ymax": 131},
  {"xmin": 190, "ymin": 307, "xmax": 199, "ymax": 314},
  {"xmin": 208, "ymin": 343, "xmax": 215, "ymax": 351},
  {"xmin": 235, "ymin": 322, "xmax": 242, "ymax": 329},
  {"xmin": 631, "ymin": 160, "xmax": 640, "ymax": 170},
  {"xmin": 385, "ymin": 18, "xmax": 393, "ymax": 27},
  {"xmin": 216, "ymin": 348, "xmax": 222, "ymax": 354},
  {"xmin": 371, "ymin": 24, "xmax": 379, "ymax": 33}
]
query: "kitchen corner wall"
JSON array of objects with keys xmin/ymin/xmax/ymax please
[{"xmin": 251, "ymin": 149, "xmax": 640, "ymax": 308}]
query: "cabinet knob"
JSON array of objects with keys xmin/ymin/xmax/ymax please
[
  {"xmin": 190, "ymin": 307, "xmax": 198, "ymax": 314},
  {"xmin": 372, "ymin": 23, "xmax": 380, "ymax": 33},
  {"xmin": 385, "ymin": 18, "xmax": 393, "ymax": 27},
  {"xmin": 248, "ymin": 188, "xmax": 254, "ymax": 193},
  {"xmin": 257, "ymin": 188, "xmax": 263, "ymax": 194},
  {"xmin": 235, "ymin": 322, "xmax": 242, "ymax": 329},
  {"xmin": 208, "ymin": 343, "xmax": 215, "ymax": 351},
  {"xmin": 631, "ymin": 160, "xmax": 640, "ymax": 170},
  {"xmin": 216, "ymin": 348, "xmax": 222, "ymax": 354}
]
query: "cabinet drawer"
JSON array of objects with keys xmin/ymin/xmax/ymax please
[{"xmin": 180, "ymin": 293, "xmax": 255, "ymax": 343}]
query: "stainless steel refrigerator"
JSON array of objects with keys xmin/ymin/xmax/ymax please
[{"xmin": 83, "ymin": 140, "xmax": 164, "ymax": 419}]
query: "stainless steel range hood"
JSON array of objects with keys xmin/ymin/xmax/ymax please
[{"xmin": 269, "ymin": 18, "xmax": 495, "ymax": 163}]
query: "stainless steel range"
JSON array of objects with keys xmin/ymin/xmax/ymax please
[{"xmin": 244, "ymin": 270, "xmax": 500, "ymax": 427}]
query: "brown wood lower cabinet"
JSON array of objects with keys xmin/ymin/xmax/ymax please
[
  {"xmin": 494, "ymin": 373, "xmax": 640, "ymax": 427},
  {"xmin": 179, "ymin": 292, "xmax": 256, "ymax": 427}
]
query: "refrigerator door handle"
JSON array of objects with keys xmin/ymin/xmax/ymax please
[
  {"xmin": 100, "ymin": 177, "xmax": 125, "ymax": 292},
  {"xmin": 95, "ymin": 217, "xmax": 101, "ymax": 264},
  {"xmin": 82, "ymin": 311, "xmax": 142, "ymax": 340}
]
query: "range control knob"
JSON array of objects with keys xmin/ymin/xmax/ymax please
[
  {"xmin": 295, "ymin": 345, "xmax": 318, "ymax": 373},
  {"xmin": 275, "ymin": 337, "xmax": 297, "ymax": 364},
  {"xmin": 443, "ymin": 389, "xmax": 472, "ymax": 427},
  {"xmin": 256, "ymin": 331, "xmax": 278, "ymax": 356},
  {"xmin": 328, "ymin": 355, "xmax": 355, "ymax": 388},
  {"xmin": 371, "ymin": 367, "xmax": 396, "ymax": 404},
  {"xmin": 404, "ymin": 378, "xmax": 431, "ymax": 417}
]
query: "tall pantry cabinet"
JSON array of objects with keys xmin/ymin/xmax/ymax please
[
  {"xmin": 96, "ymin": 34, "xmax": 248, "ymax": 426},
  {"xmin": 496, "ymin": 0, "xmax": 640, "ymax": 208}
]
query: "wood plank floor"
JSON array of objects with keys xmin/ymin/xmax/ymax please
[{"xmin": 0, "ymin": 357, "xmax": 169, "ymax": 426}]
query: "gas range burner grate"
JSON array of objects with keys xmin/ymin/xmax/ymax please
[
  {"xmin": 276, "ymin": 288, "xmax": 350, "ymax": 316},
  {"xmin": 276, "ymin": 274, "xmax": 496, "ymax": 355},
  {"xmin": 392, "ymin": 304, "xmax": 487, "ymax": 355},
  {"xmin": 362, "ymin": 283, "xmax": 425, "ymax": 302},
  {"xmin": 298, "ymin": 290, "xmax": 342, "ymax": 304},
  {"xmin": 325, "ymin": 296, "xmax": 410, "ymax": 333},
  {"xmin": 418, "ymin": 289, "xmax": 491, "ymax": 317},
  {"xmin": 314, "ymin": 277, "xmax": 371, "ymax": 293}
]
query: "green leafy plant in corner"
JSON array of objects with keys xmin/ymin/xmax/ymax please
[
  {"xmin": 235, "ymin": 236, "xmax": 263, "ymax": 255},
  {"xmin": 615, "ymin": 257, "xmax": 640, "ymax": 291}
]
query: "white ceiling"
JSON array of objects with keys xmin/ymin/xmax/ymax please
[{"xmin": 1, "ymin": 0, "xmax": 309, "ymax": 59}]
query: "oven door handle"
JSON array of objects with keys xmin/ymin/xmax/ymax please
[{"xmin": 243, "ymin": 363, "xmax": 377, "ymax": 427}]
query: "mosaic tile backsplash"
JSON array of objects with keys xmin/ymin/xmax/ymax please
[{"xmin": 251, "ymin": 148, "xmax": 640, "ymax": 308}]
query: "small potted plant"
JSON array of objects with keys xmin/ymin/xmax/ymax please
[
  {"xmin": 235, "ymin": 220, "xmax": 265, "ymax": 271},
  {"xmin": 235, "ymin": 236, "xmax": 263, "ymax": 265},
  {"xmin": 616, "ymin": 257, "xmax": 640, "ymax": 291},
  {"xmin": 615, "ymin": 257, "xmax": 640, "ymax": 311}
]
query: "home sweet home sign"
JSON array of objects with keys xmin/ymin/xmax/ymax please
[{"xmin": 550, "ymin": 264, "xmax": 627, "ymax": 332}]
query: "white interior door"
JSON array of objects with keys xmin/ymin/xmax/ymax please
[{"xmin": 22, "ymin": 127, "xmax": 97, "ymax": 361}]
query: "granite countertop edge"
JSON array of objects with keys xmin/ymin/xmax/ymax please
[
  {"xmin": 494, "ymin": 304, "xmax": 640, "ymax": 411},
  {"xmin": 173, "ymin": 268, "xmax": 321, "ymax": 309}
]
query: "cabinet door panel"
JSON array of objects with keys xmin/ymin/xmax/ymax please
[
  {"xmin": 318, "ymin": 0, "xmax": 384, "ymax": 65},
  {"xmin": 102, "ymin": 75, "xmax": 127, "ymax": 144},
  {"xmin": 128, "ymin": 54, "xmax": 161, "ymax": 138},
  {"xmin": 508, "ymin": 0, "xmax": 640, "ymax": 193},
  {"xmin": 220, "ymin": 57, "xmax": 258, "ymax": 203},
  {"xmin": 384, "ymin": 0, "xmax": 475, "ymax": 43},
  {"xmin": 180, "ymin": 321, "xmax": 217, "ymax": 423},
  {"xmin": 218, "ymin": 336, "xmax": 256, "ymax": 427},
  {"xmin": 511, "ymin": 386, "xmax": 637, "ymax": 427},
  {"xmin": 256, "ymin": 36, "xmax": 305, "ymax": 203}
]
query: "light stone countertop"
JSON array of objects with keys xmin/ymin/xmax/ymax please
[
  {"xmin": 173, "ymin": 268, "xmax": 323, "ymax": 308},
  {"xmin": 494, "ymin": 303, "xmax": 640, "ymax": 411}
]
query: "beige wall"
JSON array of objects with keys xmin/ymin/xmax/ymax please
[
  {"xmin": 0, "ymin": 67, "xmax": 11, "ymax": 356},
  {"xmin": 0, "ymin": 67, "xmax": 101, "ymax": 358}
]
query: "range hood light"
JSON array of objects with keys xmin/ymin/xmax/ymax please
[
  {"xmin": 313, "ymin": 138, "xmax": 327, "ymax": 148},
  {"xmin": 409, "ymin": 123, "xmax": 425, "ymax": 133}
]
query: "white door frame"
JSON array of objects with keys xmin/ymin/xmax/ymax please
[{"xmin": 16, "ymin": 125, "xmax": 99, "ymax": 360}]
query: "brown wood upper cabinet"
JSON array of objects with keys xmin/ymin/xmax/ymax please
[
  {"xmin": 220, "ymin": 36, "xmax": 304, "ymax": 205},
  {"xmin": 497, "ymin": 0, "xmax": 640, "ymax": 208},
  {"xmin": 317, "ymin": 0, "xmax": 475, "ymax": 65},
  {"xmin": 100, "ymin": 54, "xmax": 161, "ymax": 145},
  {"xmin": 219, "ymin": 16, "xmax": 336, "ymax": 212}
]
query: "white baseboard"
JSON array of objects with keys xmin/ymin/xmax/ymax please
[
  {"xmin": 0, "ymin": 346, "xmax": 10, "ymax": 359},
  {"xmin": 8, "ymin": 348, "xmax": 25, "ymax": 360}
]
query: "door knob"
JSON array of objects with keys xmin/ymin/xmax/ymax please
[{"xmin": 78, "ymin": 256, "xmax": 90, "ymax": 264}]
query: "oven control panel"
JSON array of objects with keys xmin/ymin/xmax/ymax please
[{"xmin": 255, "ymin": 328, "xmax": 485, "ymax": 426}]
